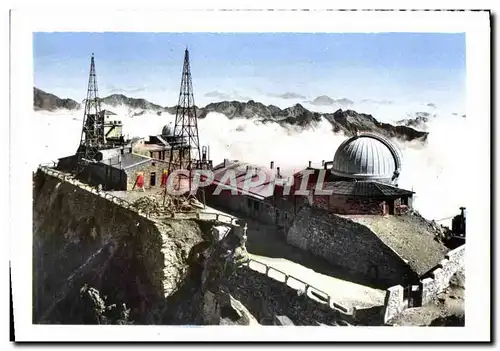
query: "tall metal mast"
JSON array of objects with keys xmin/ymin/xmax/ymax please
[
  {"xmin": 167, "ymin": 48, "xmax": 202, "ymax": 192},
  {"xmin": 76, "ymin": 53, "xmax": 105, "ymax": 174}
]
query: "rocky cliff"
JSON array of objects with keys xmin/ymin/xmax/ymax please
[{"xmin": 32, "ymin": 169, "xmax": 248, "ymax": 325}]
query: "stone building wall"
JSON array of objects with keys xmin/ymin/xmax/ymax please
[
  {"xmin": 312, "ymin": 194, "xmax": 387, "ymax": 215},
  {"xmin": 124, "ymin": 159, "xmax": 169, "ymax": 191},
  {"xmin": 204, "ymin": 186, "xmax": 294, "ymax": 228},
  {"xmin": 85, "ymin": 162, "xmax": 126, "ymax": 190},
  {"xmin": 286, "ymin": 206, "xmax": 417, "ymax": 288},
  {"xmin": 204, "ymin": 188, "xmax": 252, "ymax": 216}
]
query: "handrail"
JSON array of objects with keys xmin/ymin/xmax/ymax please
[{"xmin": 245, "ymin": 258, "xmax": 351, "ymax": 314}]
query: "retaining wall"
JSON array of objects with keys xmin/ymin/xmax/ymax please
[
  {"xmin": 382, "ymin": 244, "xmax": 466, "ymax": 323},
  {"xmin": 33, "ymin": 165, "xmax": 244, "ymax": 324},
  {"xmin": 420, "ymin": 244, "xmax": 465, "ymax": 304},
  {"xmin": 227, "ymin": 259, "xmax": 355, "ymax": 325}
]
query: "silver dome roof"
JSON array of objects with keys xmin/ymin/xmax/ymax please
[
  {"xmin": 331, "ymin": 133, "xmax": 402, "ymax": 182},
  {"xmin": 162, "ymin": 124, "xmax": 173, "ymax": 136}
]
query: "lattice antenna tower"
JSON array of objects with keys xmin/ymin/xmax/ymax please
[
  {"xmin": 76, "ymin": 53, "xmax": 105, "ymax": 174},
  {"xmin": 168, "ymin": 48, "xmax": 202, "ymax": 173}
]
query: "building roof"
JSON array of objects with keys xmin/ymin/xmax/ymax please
[
  {"xmin": 100, "ymin": 152, "xmax": 151, "ymax": 170},
  {"xmin": 102, "ymin": 109, "xmax": 117, "ymax": 116},
  {"xmin": 341, "ymin": 214, "xmax": 449, "ymax": 276},
  {"xmin": 141, "ymin": 144, "xmax": 169, "ymax": 152},
  {"xmin": 210, "ymin": 160, "xmax": 286, "ymax": 200},
  {"xmin": 331, "ymin": 133, "xmax": 402, "ymax": 182},
  {"xmin": 155, "ymin": 135, "xmax": 170, "ymax": 146},
  {"xmin": 322, "ymin": 181, "xmax": 414, "ymax": 198}
]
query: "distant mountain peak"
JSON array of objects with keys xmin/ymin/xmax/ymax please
[
  {"xmin": 310, "ymin": 95, "xmax": 354, "ymax": 106},
  {"xmin": 34, "ymin": 87, "xmax": 428, "ymax": 142},
  {"xmin": 33, "ymin": 87, "xmax": 80, "ymax": 111},
  {"xmin": 100, "ymin": 94, "xmax": 164, "ymax": 111}
]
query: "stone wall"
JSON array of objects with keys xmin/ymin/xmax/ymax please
[
  {"xmin": 226, "ymin": 265, "xmax": 355, "ymax": 325},
  {"xmin": 380, "ymin": 245, "xmax": 466, "ymax": 323},
  {"xmin": 382, "ymin": 285, "xmax": 406, "ymax": 323},
  {"xmin": 32, "ymin": 168, "xmax": 227, "ymax": 324},
  {"xmin": 286, "ymin": 206, "xmax": 416, "ymax": 288},
  {"xmin": 133, "ymin": 143, "xmax": 180, "ymax": 163},
  {"xmin": 310, "ymin": 194, "xmax": 387, "ymax": 215},
  {"xmin": 394, "ymin": 204, "xmax": 410, "ymax": 215},
  {"xmin": 420, "ymin": 245, "xmax": 465, "ymax": 304}
]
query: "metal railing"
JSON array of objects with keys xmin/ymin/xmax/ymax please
[
  {"xmin": 162, "ymin": 211, "xmax": 241, "ymax": 226},
  {"xmin": 245, "ymin": 258, "xmax": 351, "ymax": 314}
]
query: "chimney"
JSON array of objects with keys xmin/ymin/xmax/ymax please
[
  {"xmin": 308, "ymin": 160, "xmax": 312, "ymax": 168},
  {"xmin": 120, "ymin": 147, "xmax": 124, "ymax": 155},
  {"xmin": 270, "ymin": 161, "xmax": 274, "ymax": 169},
  {"xmin": 224, "ymin": 158, "xmax": 229, "ymax": 167},
  {"xmin": 277, "ymin": 167, "xmax": 281, "ymax": 178},
  {"xmin": 460, "ymin": 207, "xmax": 466, "ymax": 217},
  {"xmin": 202, "ymin": 146, "xmax": 207, "ymax": 162},
  {"xmin": 321, "ymin": 160, "xmax": 325, "ymax": 166}
]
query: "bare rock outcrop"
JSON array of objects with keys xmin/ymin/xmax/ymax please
[{"xmin": 32, "ymin": 169, "xmax": 247, "ymax": 325}]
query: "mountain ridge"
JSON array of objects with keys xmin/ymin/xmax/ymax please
[{"xmin": 33, "ymin": 87, "xmax": 428, "ymax": 142}]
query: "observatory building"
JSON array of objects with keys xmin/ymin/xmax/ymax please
[
  {"xmin": 284, "ymin": 133, "xmax": 448, "ymax": 289},
  {"xmin": 293, "ymin": 132, "xmax": 414, "ymax": 216}
]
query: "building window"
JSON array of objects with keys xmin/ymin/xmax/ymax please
[
  {"xmin": 253, "ymin": 201, "xmax": 259, "ymax": 211},
  {"xmin": 152, "ymin": 162, "xmax": 156, "ymax": 167}
]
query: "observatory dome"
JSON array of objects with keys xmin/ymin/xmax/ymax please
[
  {"xmin": 331, "ymin": 133, "xmax": 402, "ymax": 183},
  {"xmin": 162, "ymin": 124, "xmax": 173, "ymax": 136}
]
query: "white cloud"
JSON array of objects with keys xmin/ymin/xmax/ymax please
[{"xmin": 32, "ymin": 101, "xmax": 467, "ymax": 226}]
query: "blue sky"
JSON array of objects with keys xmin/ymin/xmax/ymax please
[{"xmin": 34, "ymin": 32, "xmax": 465, "ymax": 109}]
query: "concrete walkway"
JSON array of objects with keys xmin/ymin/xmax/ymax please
[
  {"xmin": 208, "ymin": 209, "xmax": 385, "ymax": 309},
  {"xmin": 248, "ymin": 253, "xmax": 385, "ymax": 308}
]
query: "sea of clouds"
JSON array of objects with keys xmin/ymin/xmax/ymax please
[{"xmin": 32, "ymin": 101, "xmax": 467, "ymax": 227}]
